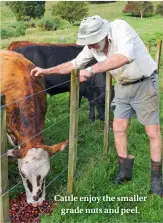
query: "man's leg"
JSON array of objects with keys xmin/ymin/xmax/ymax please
[
  {"xmin": 113, "ymin": 118, "xmax": 135, "ymax": 184},
  {"xmin": 113, "ymin": 118, "xmax": 129, "ymax": 158},
  {"xmin": 145, "ymin": 124, "xmax": 162, "ymax": 161},
  {"xmin": 145, "ymin": 124, "xmax": 162, "ymax": 195}
]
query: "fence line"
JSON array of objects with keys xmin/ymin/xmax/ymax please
[
  {"xmin": 0, "ymin": 40, "xmax": 162, "ymax": 222},
  {"xmin": 5, "ymin": 110, "xmax": 106, "ymax": 198},
  {"xmin": 104, "ymin": 73, "xmax": 112, "ymax": 157},
  {"xmin": 67, "ymin": 39, "xmax": 163, "ymax": 194},
  {"xmin": 10, "ymin": 117, "xmax": 106, "ymax": 221},
  {"xmin": 0, "ymin": 95, "xmax": 9, "ymax": 223},
  {"xmin": 14, "ymin": 131, "xmax": 105, "ymax": 222},
  {"xmin": 155, "ymin": 40, "xmax": 162, "ymax": 74},
  {"xmin": 0, "ymin": 79, "xmax": 71, "ymax": 109},
  {"xmin": 0, "ymin": 91, "xmax": 106, "ymax": 159},
  {"xmin": 1, "ymin": 93, "xmax": 107, "ymax": 199},
  {"xmin": 67, "ymin": 69, "xmax": 79, "ymax": 194},
  {"xmin": 1, "ymin": 40, "xmax": 161, "ymax": 155}
]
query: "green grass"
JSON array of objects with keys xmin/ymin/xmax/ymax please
[
  {"xmin": 1, "ymin": 1, "xmax": 163, "ymax": 48},
  {"xmin": 1, "ymin": 1, "xmax": 163, "ymax": 223}
]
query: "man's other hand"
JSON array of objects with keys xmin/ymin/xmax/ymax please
[
  {"xmin": 31, "ymin": 67, "xmax": 47, "ymax": 79},
  {"xmin": 79, "ymin": 69, "xmax": 92, "ymax": 82}
]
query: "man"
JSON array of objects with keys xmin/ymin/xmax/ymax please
[{"xmin": 31, "ymin": 15, "xmax": 162, "ymax": 196}]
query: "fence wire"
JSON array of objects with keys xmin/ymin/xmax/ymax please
[
  {"xmin": 0, "ymin": 91, "xmax": 106, "ymax": 158},
  {"xmin": 9, "ymin": 114, "xmax": 106, "ymax": 220},
  {"xmin": 0, "ymin": 79, "xmax": 71, "ymax": 109},
  {"xmin": 6, "ymin": 108, "xmax": 106, "ymax": 196},
  {"xmin": 0, "ymin": 41, "xmax": 162, "ymax": 222},
  {"xmin": 7, "ymin": 98, "xmax": 107, "ymax": 220},
  {"xmin": 3, "ymin": 87, "xmax": 104, "ymax": 187},
  {"xmin": 10, "ymin": 129, "xmax": 105, "ymax": 221}
]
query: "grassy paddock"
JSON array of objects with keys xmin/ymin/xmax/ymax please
[
  {"xmin": 1, "ymin": 1, "xmax": 163, "ymax": 223},
  {"xmin": 1, "ymin": 1, "xmax": 163, "ymax": 48}
]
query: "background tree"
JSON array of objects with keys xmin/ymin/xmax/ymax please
[
  {"xmin": 123, "ymin": 1, "xmax": 154, "ymax": 19},
  {"xmin": 52, "ymin": 1, "xmax": 88, "ymax": 24},
  {"xmin": 156, "ymin": 2, "xmax": 163, "ymax": 18},
  {"xmin": 7, "ymin": 1, "xmax": 45, "ymax": 21}
]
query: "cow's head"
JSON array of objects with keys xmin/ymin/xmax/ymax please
[{"xmin": 8, "ymin": 140, "xmax": 68, "ymax": 206}]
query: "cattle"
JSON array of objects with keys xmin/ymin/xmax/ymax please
[
  {"xmin": 0, "ymin": 50, "xmax": 68, "ymax": 206},
  {"xmin": 8, "ymin": 41, "xmax": 109, "ymax": 121}
]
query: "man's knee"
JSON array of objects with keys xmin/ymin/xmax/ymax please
[
  {"xmin": 145, "ymin": 125, "xmax": 162, "ymax": 139},
  {"xmin": 113, "ymin": 119, "xmax": 128, "ymax": 135}
]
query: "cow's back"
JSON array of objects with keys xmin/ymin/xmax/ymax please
[
  {"xmin": 14, "ymin": 45, "xmax": 83, "ymax": 67},
  {"xmin": 0, "ymin": 50, "xmax": 45, "ymax": 103},
  {"xmin": 7, "ymin": 41, "xmax": 80, "ymax": 51},
  {"xmin": 0, "ymin": 50, "xmax": 47, "ymax": 147},
  {"xmin": 1, "ymin": 50, "xmax": 35, "ymax": 100}
]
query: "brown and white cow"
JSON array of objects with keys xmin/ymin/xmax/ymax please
[{"xmin": 0, "ymin": 50, "xmax": 68, "ymax": 206}]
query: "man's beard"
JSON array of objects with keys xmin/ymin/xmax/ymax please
[{"xmin": 96, "ymin": 38, "xmax": 106, "ymax": 52}]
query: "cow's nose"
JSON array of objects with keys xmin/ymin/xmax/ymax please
[{"xmin": 32, "ymin": 201, "xmax": 43, "ymax": 207}]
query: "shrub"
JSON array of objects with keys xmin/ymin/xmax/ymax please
[
  {"xmin": 36, "ymin": 17, "xmax": 71, "ymax": 31},
  {"xmin": 26, "ymin": 18, "xmax": 37, "ymax": 28},
  {"xmin": 7, "ymin": 1, "xmax": 45, "ymax": 21},
  {"xmin": 1, "ymin": 21, "xmax": 27, "ymax": 39},
  {"xmin": 52, "ymin": 1, "xmax": 88, "ymax": 24},
  {"xmin": 156, "ymin": 2, "xmax": 163, "ymax": 18},
  {"xmin": 13, "ymin": 22, "xmax": 28, "ymax": 35},
  {"xmin": 22, "ymin": 16, "xmax": 31, "ymax": 22},
  {"xmin": 8, "ymin": 21, "xmax": 27, "ymax": 30},
  {"xmin": 123, "ymin": 1, "xmax": 154, "ymax": 19},
  {"xmin": 89, "ymin": 1, "xmax": 117, "ymax": 3},
  {"xmin": 1, "ymin": 28, "xmax": 14, "ymax": 39},
  {"xmin": 37, "ymin": 18, "xmax": 56, "ymax": 31}
]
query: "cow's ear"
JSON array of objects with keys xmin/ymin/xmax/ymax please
[
  {"xmin": 41, "ymin": 139, "xmax": 68, "ymax": 155},
  {"xmin": 7, "ymin": 148, "xmax": 27, "ymax": 160}
]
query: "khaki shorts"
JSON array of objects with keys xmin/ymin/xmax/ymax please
[{"xmin": 111, "ymin": 73, "xmax": 160, "ymax": 125}]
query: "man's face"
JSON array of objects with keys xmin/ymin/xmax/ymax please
[{"xmin": 88, "ymin": 37, "xmax": 106, "ymax": 52}]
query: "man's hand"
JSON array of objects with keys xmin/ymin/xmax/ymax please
[
  {"xmin": 31, "ymin": 67, "xmax": 47, "ymax": 79},
  {"xmin": 79, "ymin": 69, "xmax": 92, "ymax": 82}
]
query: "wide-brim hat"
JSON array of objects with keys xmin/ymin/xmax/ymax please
[{"xmin": 76, "ymin": 16, "xmax": 108, "ymax": 46}]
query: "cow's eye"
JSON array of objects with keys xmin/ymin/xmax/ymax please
[{"xmin": 26, "ymin": 179, "xmax": 33, "ymax": 192}]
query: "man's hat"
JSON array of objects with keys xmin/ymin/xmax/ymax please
[{"xmin": 76, "ymin": 15, "xmax": 108, "ymax": 45}]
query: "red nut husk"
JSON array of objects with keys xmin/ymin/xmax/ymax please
[{"xmin": 9, "ymin": 193, "xmax": 56, "ymax": 223}]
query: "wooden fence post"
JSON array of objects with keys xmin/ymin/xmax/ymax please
[
  {"xmin": 155, "ymin": 40, "xmax": 162, "ymax": 74},
  {"xmin": 104, "ymin": 72, "xmax": 112, "ymax": 157},
  {"xmin": 67, "ymin": 70, "xmax": 79, "ymax": 194},
  {"xmin": 0, "ymin": 95, "xmax": 9, "ymax": 223}
]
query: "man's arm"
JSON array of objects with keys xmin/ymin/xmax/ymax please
[
  {"xmin": 79, "ymin": 54, "xmax": 129, "ymax": 82},
  {"xmin": 31, "ymin": 45, "xmax": 93, "ymax": 78},
  {"xmin": 46, "ymin": 61, "xmax": 74, "ymax": 74},
  {"xmin": 91, "ymin": 53, "xmax": 129, "ymax": 73},
  {"xmin": 31, "ymin": 61, "xmax": 74, "ymax": 77}
]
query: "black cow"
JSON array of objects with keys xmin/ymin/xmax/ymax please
[{"xmin": 13, "ymin": 44, "xmax": 111, "ymax": 121}]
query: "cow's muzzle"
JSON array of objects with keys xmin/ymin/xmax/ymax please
[{"xmin": 32, "ymin": 201, "xmax": 43, "ymax": 207}]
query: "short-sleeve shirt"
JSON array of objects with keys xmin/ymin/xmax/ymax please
[{"xmin": 71, "ymin": 19, "xmax": 157, "ymax": 84}]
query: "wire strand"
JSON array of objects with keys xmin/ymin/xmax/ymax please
[
  {"xmin": 0, "ymin": 79, "xmax": 71, "ymax": 109},
  {"xmin": 0, "ymin": 92, "xmax": 106, "ymax": 158},
  {"xmin": 10, "ymin": 131, "xmax": 105, "ymax": 220}
]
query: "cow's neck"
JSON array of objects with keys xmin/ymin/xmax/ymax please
[{"xmin": 6, "ymin": 83, "xmax": 45, "ymax": 147}]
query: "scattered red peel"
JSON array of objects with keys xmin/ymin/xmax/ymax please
[{"xmin": 9, "ymin": 193, "xmax": 57, "ymax": 223}]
